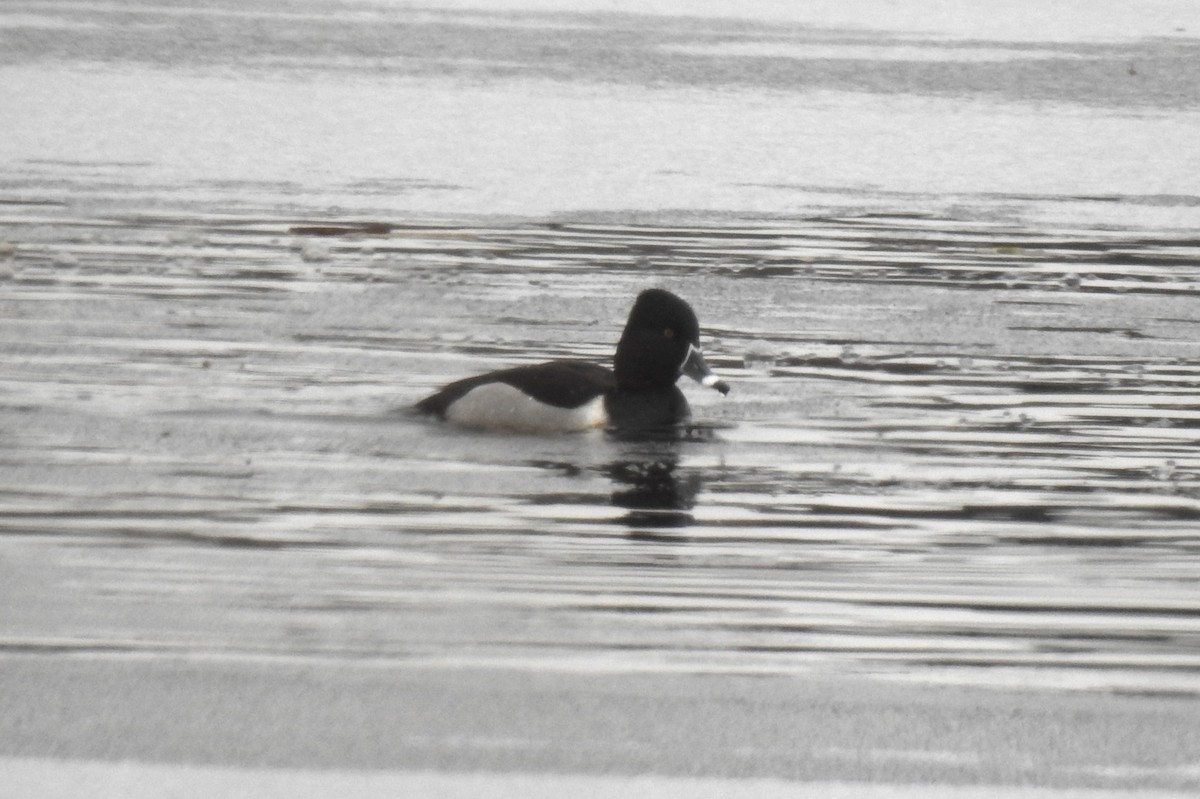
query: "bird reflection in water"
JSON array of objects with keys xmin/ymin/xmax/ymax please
[
  {"xmin": 606, "ymin": 421, "xmax": 716, "ymax": 536},
  {"xmin": 525, "ymin": 394, "xmax": 721, "ymax": 537}
]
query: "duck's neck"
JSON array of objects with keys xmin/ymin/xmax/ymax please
[{"xmin": 613, "ymin": 331, "xmax": 680, "ymax": 391}]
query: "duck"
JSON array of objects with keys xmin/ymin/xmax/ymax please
[{"xmin": 415, "ymin": 288, "xmax": 729, "ymax": 433}]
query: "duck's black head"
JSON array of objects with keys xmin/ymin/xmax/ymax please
[{"xmin": 613, "ymin": 289, "xmax": 729, "ymax": 395}]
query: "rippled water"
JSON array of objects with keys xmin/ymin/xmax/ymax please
[
  {"xmin": 4, "ymin": 202, "xmax": 1200, "ymax": 693},
  {"xmin": 3, "ymin": 0, "xmax": 1200, "ymax": 699}
]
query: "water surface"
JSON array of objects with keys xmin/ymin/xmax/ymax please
[
  {"xmin": 4, "ymin": 205, "xmax": 1200, "ymax": 693},
  {"xmin": 2, "ymin": 0, "xmax": 1200, "ymax": 695}
]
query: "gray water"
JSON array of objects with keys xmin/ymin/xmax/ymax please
[{"xmin": 2, "ymin": 0, "xmax": 1200, "ymax": 694}]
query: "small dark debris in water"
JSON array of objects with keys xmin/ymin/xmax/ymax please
[
  {"xmin": 1152, "ymin": 504, "xmax": 1200, "ymax": 521},
  {"xmin": 1011, "ymin": 535, "xmax": 1149, "ymax": 548},
  {"xmin": 529, "ymin": 460, "xmax": 584, "ymax": 478},
  {"xmin": 236, "ymin": 268, "xmax": 297, "ymax": 281},
  {"xmin": 962, "ymin": 504, "xmax": 1056, "ymax": 523},
  {"xmin": 994, "ymin": 299, "xmax": 1079, "ymax": 308},
  {"xmin": 1101, "ymin": 251, "xmax": 1199, "ymax": 267},
  {"xmin": 849, "ymin": 211, "xmax": 937, "ymax": 221},
  {"xmin": 1010, "ymin": 325, "xmax": 1152, "ymax": 340},
  {"xmin": 209, "ymin": 535, "xmax": 297, "ymax": 550},
  {"xmin": 289, "ymin": 223, "xmax": 393, "ymax": 237},
  {"xmin": 1013, "ymin": 380, "xmax": 1111, "ymax": 394}
]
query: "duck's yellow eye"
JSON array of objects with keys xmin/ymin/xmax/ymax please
[{"xmin": 663, "ymin": 328, "xmax": 675, "ymax": 338}]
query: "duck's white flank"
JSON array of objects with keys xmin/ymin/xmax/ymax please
[{"xmin": 444, "ymin": 382, "xmax": 607, "ymax": 433}]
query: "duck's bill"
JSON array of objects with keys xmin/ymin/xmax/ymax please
[{"xmin": 681, "ymin": 344, "xmax": 730, "ymax": 395}]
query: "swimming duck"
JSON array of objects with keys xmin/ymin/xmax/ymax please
[{"xmin": 415, "ymin": 288, "xmax": 728, "ymax": 433}]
